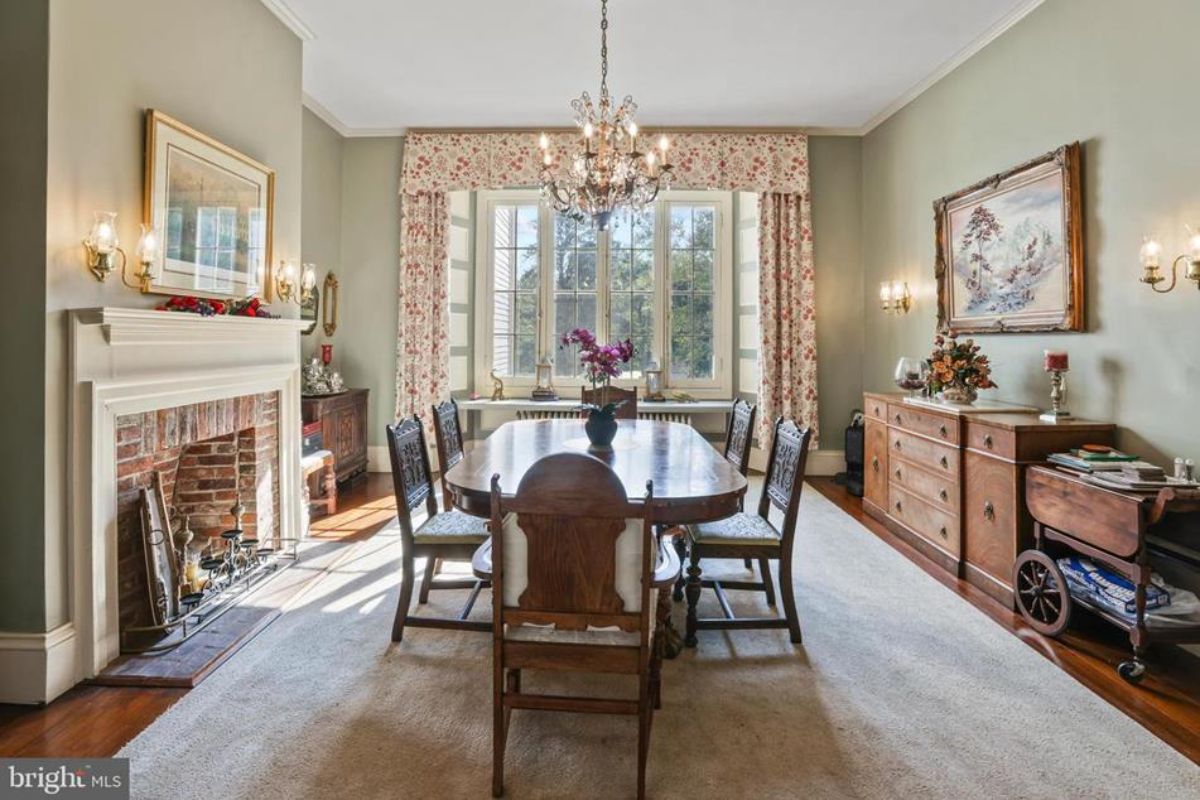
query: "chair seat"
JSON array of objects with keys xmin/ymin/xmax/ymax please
[
  {"xmin": 505, "ymin": 624, "xmax": 641, "ymax": 647},
  {"xmin": 414, "ymin": 509, "xmax": 489, "ymax": 545},
  {"xmin": 687, "ymin": 512, "xmax": 780, "ymax": 547}
]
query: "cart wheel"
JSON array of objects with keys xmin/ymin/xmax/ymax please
[
  {"xmin": 1013, "ymin": 550, "xmax": 1072, "ymax": 637},
  {"xmin": 1117, "ymin": 660, "xmax": 1146, "ymax": 685}
]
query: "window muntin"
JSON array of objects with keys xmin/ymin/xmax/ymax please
[
  {"xmin": 608, "ymin": 207, "xmax": 656, "ymax": 377},
  {"xmin": 552, "ymin": 216, "xmax": 599, "ymax": 379},
  {"xmin": 491, "ymin": 204, "xmax": 540, "ymax": 378},
  {"xmin": 668, "ymin": 204, "xmax": 717, "ymax": 382}
]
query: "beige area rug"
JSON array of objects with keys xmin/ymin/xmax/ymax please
[{"xmin": 119, "ymin": 487, "xmax": 1200, "ymax": 799}]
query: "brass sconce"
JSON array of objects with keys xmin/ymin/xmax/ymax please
[
  {"xmin": 275, "ymin": 260, "xmax": 317, "ymax": 305},
  {"xmin": 879, "ymin": 280, "xmax": 912, "ymax": 314},
  {"xmin": 322, "ymin": 272, "xmax": 339, "ymax": 336},
  {"xmin": 1139, "ymin": 230, "xmax": 1200, "ymax": 293},
  {"xmin": 83, "ymin": 211, "xmax": 125, "ymax": 281}
]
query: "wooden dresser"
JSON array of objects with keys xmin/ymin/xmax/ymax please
[
  {"xmin": 863, "ymin": 392, "xmax": 1114, "ymax": 606},
  {"xmin": 302, "ymin": 388, "xmax": 369, "ymax": 484}
]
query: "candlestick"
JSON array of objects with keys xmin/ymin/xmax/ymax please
[
  {"xmin": 320, "ymin": 344, "xmax": 333, "ymax": 365},
  {"xmin": 1039, "ymin": 369, "xmax": 1072, "ymax": 423}
]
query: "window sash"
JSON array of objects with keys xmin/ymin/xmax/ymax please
[{"xmin": 475, "ymin": 190, "xmax": 732, "ymax": 397}]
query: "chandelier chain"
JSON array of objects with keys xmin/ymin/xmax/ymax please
[{"xmin": 599, "ymin": 0, "xmax": 608, "ymax": 102}]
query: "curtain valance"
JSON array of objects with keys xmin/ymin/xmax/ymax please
[{"xmin": 400, "ymin": 131, "xmax": 810, "ymax": 195}]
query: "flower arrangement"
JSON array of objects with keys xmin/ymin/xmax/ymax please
[
  {"xmin": 561, "ymin": 327, "xmax": 634, "ymax": 412},
  {"xmin": 156, "ymin": 295, "xmax": 276, "ymax": 319},
  {"xmin": 926, "ymin": 330, "xmax": 996, "ymax": 404}
]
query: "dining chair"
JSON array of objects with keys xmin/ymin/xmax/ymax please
[
  {"xmin": 487, "ymin": 451, "xmax": 679, "ymax": 800},
  {"xmin": 431, "ymin": 398, "xmax": 467, "ymax": 512},
  {"xmin": 581, "ymin": 384, "xmax": 638, "ymax": 419},
  {"xmin": 722, "ymin": 398, "xmax": 758, "ymax": 478},
  {"xmin": 385, "ymin": 416, "xmax": 490, "ymax": 642},
  {"xmin": 683, "ymin": 417, "xmax": 813, "ymax": 646}
]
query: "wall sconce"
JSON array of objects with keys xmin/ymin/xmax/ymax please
[
  {"xmin": 130, "ymin": 223, "xmax": 162, "ymax": 291},
  {"xmin": 1139, "ymin": 229, "xmax": 1200, "ymax": 293},
  {"xmin": 83, "ymin": 211, "xmax": 125, "ymax": 281},
  {"xmin": 275, "ymin": 260, "xmax": 317, "ymax": 304},
  {"xmin": 879, "ymin": 280, "xmax": 912, "ymax": 314}
]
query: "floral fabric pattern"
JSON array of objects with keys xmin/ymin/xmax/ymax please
[
  {"xmin": 758, "ymin": 191, "xmax": 819, "ymax": 447},
  {"xmin": 395, "ymin": 192, "xmax": 450, "ymax": 428}
]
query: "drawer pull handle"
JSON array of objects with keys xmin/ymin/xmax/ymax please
[
  {"xmin": 939, "ymin": 425, "xmax": 948, "ymax": 438},
  {"xmin": 895, "ymin": 441, "xmax": 902, "ymax": 451},
  {"xmin": 874, "ymin": 406, "xmax": 880, "ymax": 416},
  {"xmin": 895, "ymin": 414, "xmax": 903, "ymax": 424},
  {"xmin": 939, "ymin": 526, "xmax": 948, "ymax": 539},
  {"xmin": 940, "ymin": 455, "xmax": 949, "ymax": 469},
  {"xmin": 939, "ymin": 488, "xmax": 949, "ymax": 502},
  {"xmin": 895, "ymin": 501, "xmax": 903, "ymax": 513},
  {"xmin": 984, "ymin": 501, "xmax": 995, "ymax": 521},
  {"xmin": 871, "ymin": 457, "xmax": 879, "ymax": 471},
  {"xmin": 895, "ymin": 468, "xmax": 902, "ymax": 479},
  {"xmin": 983, "ymin": 434, "xmax": 994, "ymax": 448}
]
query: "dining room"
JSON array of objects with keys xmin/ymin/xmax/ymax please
[{"xmin": 5, "ymin": 0, "xmax": 1200, "ymax": 798}]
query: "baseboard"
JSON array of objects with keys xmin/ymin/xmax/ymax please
[
  {"xmin": 0, "ymin": 623, "xmax": 79, "ymax": 704},
  {"xmin": 806, "ymin": 449, "xmax": 845, "ymax": 477}
]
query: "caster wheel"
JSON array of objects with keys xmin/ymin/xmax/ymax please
[
  {"xmin": 1117, "ymin": 660, "xmax": 1146, "ymax": 684},
  {"xmin": 1013, "ymin": 550, "xmax": 1072, "ymax": 637}
]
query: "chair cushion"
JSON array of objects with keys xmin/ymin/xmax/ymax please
[
  {"xmin": 505, "ymin": 625, "xmax": 641, "ymax": 647},
  {"xmin": 687, "ymin": 512, "xmax": 780, "ymax": 547},
  {"xmin": 413, "ymin": 509, "xmax": 489, "ymax": 545}
]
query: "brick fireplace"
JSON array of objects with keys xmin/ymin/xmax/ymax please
[{"xmin": 114, "ymin": 392, "xmax": 280, "ymax": 635}]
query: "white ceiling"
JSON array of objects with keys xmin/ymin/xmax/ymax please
[{"xmin": 275, "ymin": 0, "xmax": 1041, "ymax": 135}]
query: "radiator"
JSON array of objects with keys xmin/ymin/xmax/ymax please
[{"xmin": 515, "ymin": 409, "xmax": 693, "ymax": 425}]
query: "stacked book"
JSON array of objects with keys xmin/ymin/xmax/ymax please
[
  {"xmin": 1046, "ymin": 447, "xmax": 1138, "ymax": 473},
  {"xmin": 1047, "ymin": 447, "xmax": 1199, "ymax": 490}
]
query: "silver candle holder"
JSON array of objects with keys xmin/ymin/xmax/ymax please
[{"xmin": 1039, "ymin": 369, "xmax": 1072, "ymax": 423}]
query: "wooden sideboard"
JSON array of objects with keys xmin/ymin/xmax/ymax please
[
  {"xmin": 863, "ymin": 392, "xmax": 1115, "ymax": 606},
  {"xmin": 302, "ymin": 389, "xmax": 369, "ymax": 484}
]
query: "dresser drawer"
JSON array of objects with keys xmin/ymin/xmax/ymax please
[
  {"xmin": 888, "ymin": 403, "xmax": 958, "ymax": 445},
  {"xmin": 891, "ymin": 457, "xmax": 959, "ymax": 513},
  {"xmin": 888, "ymin": 428, "xmax": 959, "ymax": 478},
  {"xmin": 965, "ymin": 421, "xmax": 1016, "ymax": 460},
  {"xmin": 864, "ymin": 395, "xmax": 889, "ymax": 422},
  {"xmin": 963, "ymin": 451, "xmax": 1021, "ymax": 593},
  {"xmin": 889, "ymin": 484, "xmax": 960, "ymax": 556}
]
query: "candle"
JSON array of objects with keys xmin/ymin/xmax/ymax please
[
  {"xmin": 321, "ymin": 344, "xmax": 333, "ymax": 365},
  {"xmin": 1043, "ymin": 350, "xmax": 1069, "ymax": 372}
]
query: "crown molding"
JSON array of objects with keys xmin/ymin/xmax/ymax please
[
  {"xmin": 260, "ymin": 0, "xmax": 315, "ymax": 41},
  {"xmin": 297, "ymin": 0, "xmax": 1045, "ymax": 140},
  {"xmin": 859, "ymin": 0, "xmax": 1045, "ymax": 135}
]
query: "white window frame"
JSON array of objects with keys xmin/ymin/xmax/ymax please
[{"xmin": 474, "ymin": 189, "xmax": 733, "ymax": 399}]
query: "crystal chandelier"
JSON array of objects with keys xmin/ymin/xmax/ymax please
[{"xmin": 538, "ymin": 0, "xmax": 672, "ymax": 231}]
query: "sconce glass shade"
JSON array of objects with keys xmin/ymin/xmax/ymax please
[
  {"xmin": 86, "ymin": 211, "xmax": 119, "ymax": 254},
  {"xmin": 300, "ymin": 263, "xmax": 317, "ymax": 293},
  {"xmin": 1139, "ymin": 236, "xmax": 1162, "ymax": 268},
  {"xmin": 136, "ymin": 224, "xmax": 161, "ymax": 269},
  {"xmin": 878, "ymin": 281, "xmax": 892, "ymax": 309}
]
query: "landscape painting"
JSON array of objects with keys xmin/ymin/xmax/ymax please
[{"xmin": 935, "ymin": 143, "xmax": 1084, "ymax": 333}]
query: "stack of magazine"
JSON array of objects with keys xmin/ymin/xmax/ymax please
[{"xmin": 1047, "ymin": 448, "xmax": 1198, "ymax": 490}]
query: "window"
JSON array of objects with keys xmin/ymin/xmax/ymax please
[{"xmin": 476, "ymin": 190, "xmax": 732, "ymax": 397}]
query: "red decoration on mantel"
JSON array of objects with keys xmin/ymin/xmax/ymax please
[
  {"xmin": 1043, "ymin": 350, "xmax": 1070, "ymax": 372},
  {"xmin": 156, "ymin": 294, "xmax": 277, "ymax": 318},
  {"xmin": 320, "ymin": 344, "xmax": 333, "ymax": 365}
]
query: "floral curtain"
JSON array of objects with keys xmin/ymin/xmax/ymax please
[
  {"xmin": 396, "ymin": 131, "xmax": 817, "ymax": 446},
  {"xmin": 758, "ymin": 192, "xmax": 819, "ymax": 445},
  {"xmin": 394, "ymin": 192, "xmax": 450, "ymax": 423}
]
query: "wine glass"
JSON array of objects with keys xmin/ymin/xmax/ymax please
[{"xmin": 894, "ymin": 357, "xmax": 929, "ymax": 398}]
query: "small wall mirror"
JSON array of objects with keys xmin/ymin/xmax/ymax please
[
  {"xmin": 322, "ymin": 272, "xmax": 339, "ymax": 336},
  {"xmin": 300, "ymin": 276, "xmax": 320, "ymax": 335}
]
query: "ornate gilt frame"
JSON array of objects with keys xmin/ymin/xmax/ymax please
[
  {"xmin": 322, "ymin": 272, "xmax": 339, "ymax": 336},
  {"xmin": 934, "ymin": 142, "xmax": 1084, "ymax": 334}
]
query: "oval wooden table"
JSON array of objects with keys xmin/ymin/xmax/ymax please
[
  {"xmin": 443, "ymin": 418, "xmax": 748, "ymax": 524},
  {"xmin": 445, "ymin": 418, "xmax": 747, "ymax": 658}
]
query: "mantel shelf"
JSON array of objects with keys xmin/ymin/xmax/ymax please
[{"xmin": 74, "ymin": 307, "xmax": 310, "ymax": 347}]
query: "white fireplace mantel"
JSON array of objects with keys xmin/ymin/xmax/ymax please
[{"xmin": 66, "ymin": 307, "xmax": 311, "ymax": 682}]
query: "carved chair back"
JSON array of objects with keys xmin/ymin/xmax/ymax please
[
  {"xmin": 490, "ymin": 452, "xmax": 654, "ymax": 636},
  {"xmin": 755, "ymin": 418, "xmax": 814, "ymax": 554},
  {"xmin": 722, "ymin": 399, "xmax": 757, "ymax": 476},
  {"xmin": 581, "ymin": 385, "xmax": 639, "ymax": 420},
  {"xmin": 385, "ymin": 416, "xmax": 439, "ymax": 545},
  {"xmin": 432, "ymin": 399, "xmax": 466, "ymax": 508}
]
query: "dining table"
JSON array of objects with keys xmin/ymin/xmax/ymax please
[{"xmin": 444, "ymin": 418, "xmax": 749, "ymax": 656}]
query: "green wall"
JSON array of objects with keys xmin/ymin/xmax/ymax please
[
  {"xmin": 0, "ymin": 0, "xmax": 49, "ymax": 632},
  {"xmin": 301, "ymin": 107, "xmax": 345, "ymax": 361},
  {"xmin": 862, "ymin": 0, "xmax": 1200, "ymax": 465}
]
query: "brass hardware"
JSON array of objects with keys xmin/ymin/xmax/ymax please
[
  {"xmin": 940, "ymin": 455, "xmax": 948, "ymax": 468},
  {"xmin": 895, "ymin": 501, "xmax": 902, "ymax": 512},
  {"xmin": 895, "ymin": 414, "xmax": 902, "ymax": 424},
  {"xmin": 322, "ymin": 272, "xmax": 339, "ymax": 336},
  {"xmin": 984, "ymin": 501, "xmax": 995, "ymax": 521},
  {"xmin": 939, "ymin": 526, "xmax": 947, "ymax": 539},
  {"xmin": 939, "ymin": 424, "xmax": 948, "ymax": 437},
  {"xmin": 939, "ymin": 489, "xmax": 949, "ymax": 501},
  {"xmin": 895, "ymin": 441, "xmax": 902, "ymax": 451},
  {"xmin": 894, "ymin": 468, "xmax": 902, "ymax": 479},
  {"xmin": 983, "ymin": 434, "xmax": 994, "ymax": 448},
  {"xmin": 871, "ymin": 457, "xmax": 879, "ymax": 471}
]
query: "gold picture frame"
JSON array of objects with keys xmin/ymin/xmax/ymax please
[
  {"xmin": 143, "ymin": 109, "xmax": 276, "ymax": 300},
  {"xmin": 934, "ymin": 142, "xmax": 1084, "ymax": 334},
  {"xmin": 322, "ymin": 272, "xmax": 339, "ymax": 336}
]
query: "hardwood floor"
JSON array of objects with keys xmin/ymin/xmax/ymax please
[
  {"xmin": 3, "ymin": 472, "xmax": 1198, "ymax": 765},
  {"xmin": 808, "ymin": 476, "xmax": 1200, "ymax": 766}
]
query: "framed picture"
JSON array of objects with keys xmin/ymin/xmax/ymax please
[
  {"xmin": 143, "ymin": 109, "xmax": 275, "ymax": 299},
  {"xmin": 934, "ymin": 142, "xmax": 1083, "ymax": 333}
]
